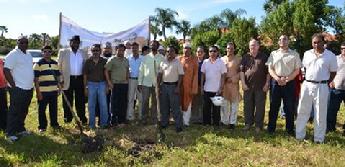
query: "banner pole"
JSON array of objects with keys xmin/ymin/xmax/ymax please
[
  {"xmin": 58, "ymin": 12, "xmax": 62, "ymax": 50},
  {"xmin": 148, "ymin": 16, "xmax": 151, "ymax": 45}
]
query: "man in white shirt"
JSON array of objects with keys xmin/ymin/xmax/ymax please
[
  {"xmin": 127, "ymin": 42, "xmax": 143, "ymax": 121},
  {"xmin": 58, "ymin": 35, "xmax": 88, "ymax": 124},
  {"xmin": 201, "ymin": 45, "xmax": 227, "ymax": 127},
  {"xmin": 296, "ymin": 33, "xmax": 337, "ymax": 143},
  {"xmin": 4, "ymin": 36, "xmax": 34, "ymax": 142}
]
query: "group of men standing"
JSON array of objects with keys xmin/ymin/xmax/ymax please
[{"xmin": 1, "ymin": 33, "xmax": 345, "ymax": 144}]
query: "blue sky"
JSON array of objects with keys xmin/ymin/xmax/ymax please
[{"xmin": 0, "ymin": 0, "xmax": 343, "ymax": 39}]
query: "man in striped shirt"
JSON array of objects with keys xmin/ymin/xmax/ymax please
[{"xmin": 34, "ymin": 45, "xmax": 61, "ymax": 132}]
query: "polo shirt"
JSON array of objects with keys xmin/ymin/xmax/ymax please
[
  {"xmin": 303, "ymin": 49, "xmax": 337, "ymax": 81},
  {"xmin": 105, "ymin": 56, "xmax": 129, "ymax": 84},
  {"xmin": 33, "ymin": 58, "xmax": 60, "ymax": 94},
  {"xmin": 240, "ymin": 52, "xmax": 268, "ymax": 90},
  {"xmin": 333, "ymin": 55, "xmax": 345, "ymax": 90},
  {"xmin": 201, "ymin": 58, "xmax": 227, "ymax": 92},
  {"xmin": 4, "ymin": 48, "xmax": 34, "ymax": 90},
  {"xmin": 83, "ymin": 57, "xmax": 107, "ymax": 82}
]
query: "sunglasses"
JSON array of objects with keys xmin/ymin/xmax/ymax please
[
  {"xmin": 209, "ymin": 50, "xmax": 217, "ymax": 53},
  {"xmin": 92, "ymin": 50, "xmax": 100, "ymax": 52},
  {"xmin": 43, "ymin": 50, "xmax": 52, "ymax": 53}
]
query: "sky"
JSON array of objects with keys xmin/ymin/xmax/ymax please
[{"xmin": 0, "ymin": 0, "xmax": 343, "ymax": 39}]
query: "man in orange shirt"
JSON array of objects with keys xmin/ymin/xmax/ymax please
[{"xmin": 0, "ymin": 58, "xmax": 7, "ymax": 131}]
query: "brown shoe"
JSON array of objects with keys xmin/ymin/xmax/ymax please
[{"xmin": 243, "ymin": 124, "xmax": 251, "ymax": 131}]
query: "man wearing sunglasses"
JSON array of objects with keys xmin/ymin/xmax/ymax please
[
  {"xmin": 4, "ymin": 36, "xmax": 34, "ymax": 142},
  {"xmin": 34, "ymin": 45, "xmax": 61, "ymax": 132}
]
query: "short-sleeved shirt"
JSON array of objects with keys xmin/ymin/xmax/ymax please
[
  {"xmin": 34, "ymin": 58, "xmax": 60, "ymax": 94},
  {"xmin": 333, "ymin": 55, "xmax": 345, "ymax": 90},
  {"xmin": 303, "ymin": 49, "xmax": 337, "ymax": 81},
  {"xmin": 240, "ymin": 52, "xmax": 268, "ymax": 90},
  {"xmin": 159, "ymin": 58, "xmax": 184, "ymax": 82},
  {"xmin": 0, "ymin": 59, "xmax": 7, "ymax": 88},
  {"xmin": 201, "ymin": 58, "xmax": 227, "ymax": 92},
  {"xmin": 105, "ymin": 56, "xmax": 129, "ymax": 84},
  {"xmin": 83, "ymin": 57, "xmax": 107, "ymax": 82},
  {"xmin": 266, "ymin": 49, "xmax": 301, "ymax": 76},
  {"xmin": 128, "ymin": 55, "xmax": 143, "ymax": 78},
  {"xmin": 138, "ymin": 55, "xmax": 157, "ymax": 87},
  {"xmin": 4, "ymin": 48, "xmax": 34, "ymax": 90}
]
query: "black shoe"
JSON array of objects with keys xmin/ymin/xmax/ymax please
[
  {"xmin": 287, "ymin": 130, "xmax": 295, "ymax": 136},
  {"xmin": 52, "ymin": 125, "xmax": 62, "ymax": 130},
  {"xmin": 176, "ymin": 127, "xmax": 183, "ymax": 133},
  {"xmin": 229, "ymin": 124, "xmax": 235, "ymax": 130},
  {"xmin": 64, "ymin": 118, "xmax": 72, "ymax": 123}
]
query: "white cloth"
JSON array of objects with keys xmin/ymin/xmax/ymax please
[
  {"xmin": 201, "ymin": 58, "xmax": 227, "ymax": 92},
  {"xmin": 220, "ymin": 100, "xmax": 239, "ymax": 125},
  {"xmin": 4, "ymin": 49, "xmax": 34, "ymax": 90},
  {"xmin": 69, "ymin": 50, "xmax": 84, "ymax": 75},
  {"xmin": 159, "ymin": 58, "xmax": 184, "ymax": 83},
  {"xmin": 127, "ymin": 79, "xmax": 142, "ymax": 120},
  {"xmin": 182, "ymin": 103, "xmax": 192, "ymax": 126},
  {"xmin": 303, "ymin": 49, "xmax": 337, "ymax": 81},
  {"xmin": 333, "ymin": 55, "xmax": 345, "ymax": 90},
  {"xmin": 295, "ymin": 82, "xmax": 329, "ymax": 142}
]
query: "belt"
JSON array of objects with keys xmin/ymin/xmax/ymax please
[
  {"xmin": 163, "ymin": 82, "xmax": 178, "ymax": 85},
  {"xmin": 129, "ymin": 77, "xmax": 138, "ymax": 80},
  {"xmin": 70, "ymin": 75, "xmax": 83, "ymax": 79},
  {"xmin": 305, "ymin": 80, "xmax": 328, "ymax": 84}
]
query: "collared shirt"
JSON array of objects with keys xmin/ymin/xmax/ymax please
[
  {"xmin": 150, "ymin": 52, "xmax": 165, "ymax": 73},
  {"xmin": 266, "ymin": 48, "xmax": 301, "ymax": 76},
  {"xmin": 138, "ymin": 54, "xmax": 157, "ymax": 87},
  {"xmin": 128, "ymin": 54, "xmax": 143, "ymax": 78},
  {"xmin": 201, "ymin": 58, "xmax": 227, "ymax": 92},
  {"xmin": 4, "ymin": 48, "xmax": 34, "ymax": 90},
  {"xmin": 0, "ymin": 59, "xmax": 7, "ymax": 88},
  {"xmin": 69, "ymin": 49, "xmax": 84, "ymax": 75},
  {"xmin": 240, "ymin": 52, "xmax": 268, "ymax": 90},
  {"xmin": 303, "ymin": 49, "xmax": 337, "ymax": 81},
  {"xmin": 83, "ymin": 57, "xmax": 107, "ymax": 82},
  {"xmin": 334, "ymin": 55, "xmax": 345, "ymax": 90},
  {"xmin": 160, "ymin": 58, "xmax": 184, "ymax": 82},
  {"xmin": 105, "ymin": 56, "xmax": 129, "ymax": 84},
  {"xmin": 33, "ymin": 58, "xmax": 60, "ymax": 94}
]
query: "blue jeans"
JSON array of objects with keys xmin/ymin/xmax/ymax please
[
  {"xmin": 327, "ymin": 88, "xmax": 345, "ymax": 131},
  {"xmin": 88, "ymin": 81, "xmax": 108, "ymax": 128}
]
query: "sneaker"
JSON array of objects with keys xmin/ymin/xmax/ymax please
[
  {"xmin": 7, "ymin": 135, "xmax": 18, "ymax": 143},
  {"xmin": 18, "ymin": 131, "xmax": 31, "ymax": 136},
  {"xmin": 229, "ymin": 124, "xmax": 235, "ymax": 130},
  {"xmin": 39, "ymin": 129, "xmax": 46, "ymax": 133}
]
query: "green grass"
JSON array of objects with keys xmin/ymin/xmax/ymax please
[{"xmin": 1, "ymin": 93, "xmax": 345, "ymax": 166}]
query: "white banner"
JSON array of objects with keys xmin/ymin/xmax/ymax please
[{"xmin": 59, "ymin": 14, "xmax": 149, "ymax": 48}]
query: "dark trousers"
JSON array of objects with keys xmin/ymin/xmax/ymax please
[
  {"xmin": 159, "ymin": 84, "xmax": 183, "ymax": 129},
  {"xmin": 38, "ymin": 93, "xmax": 59, "ymax": 129},
  {"xmin": 267, "ymin": 80, "xmax": 295, "ymax": 133},
  {"xmin": 327, "ymin": 88, "xmax": 345, "ymax": 131},
  {"xmin": 111, "ymin": 83, "xmax": 128, "ymax": 124},
  {"xmin": 62, "ymin": 76, "xmax": 87, "ymax": 123},
  {"xmin": 191, "ymin": 90, "xmax": 203, "ymax": 123},
  {"xmin": 141, "ymin": 86, "xmax": 158, "ymax": 124},
  {"xmin": 243, "ymin": 88, "xmax": 266, "ymax": 128},
  {"xmin": 203, "ymin": 91, "xmax": 220, "ymax": 126},
  {"xmin": 0, "ymin": 88, "xmax": 8, "ymax": 131},
  {"xmin": 6, "ymin": 87, "xmax": 33, "ymax": 136}
]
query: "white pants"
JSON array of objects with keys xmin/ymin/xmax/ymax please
[
  {"xmin": 296, "ymin": 82, "xmax": 329, "ymax": 142},
  {"xmin": 220, "ymin": 100, "xmax": 239, "ymax": 125},
  {"xmin": 127, "ymin": 79, "xmax": 142, "ymax": 120},
  {"xmin": 182, "ymin": 103, "xmax": 192, "ymax": 126}
]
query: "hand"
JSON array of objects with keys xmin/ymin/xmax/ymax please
[
  {"xmin": 242, "ymin": 83, "xmax": 249, "ymax": 91},
  {"xmin": 60, "ymin": 82, "xmax": 64, "ymax": 89},
  {"xmin": 84, "ymin": 88, "xmax": 88, "ymax": 97},
  {"xmin": 36, "ymin": 92, "xmax": 43, "ymax": 101},
  {"xmin": 329, "ymin": 81, "xmax": 335, "ymax": 88},
  {"xmin": 276, "ymin": 77, "xmax": 286, "ymax": 86},
  {"xmin": 217, "ymin": 89, "xmax": 223, "ymax": 96},
  {"xmin": 263, "ymin": 83, "xmax": 270, "ymax": 92},
  {"xmin": 137, "ymin": 85, "xmax": 142, "ymax": 93},
  {"xmin": 108, "ymin": 82, "xmax": 113, "ymax": 90}
]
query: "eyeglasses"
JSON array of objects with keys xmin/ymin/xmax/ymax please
[
  {"xmin": 341, "ymin": 47, "xmax": 345, "ymax": 50},
  {"xmin": 209, "ymin": 50, "xmax": 217, "ymax": 53},
  {"xmin": 43, "ymin": 50, "xmax": 52, "ymax": 53},
  {"xmin": 91, "ymin": 50, "xmax": 100, "ymax": 52}
]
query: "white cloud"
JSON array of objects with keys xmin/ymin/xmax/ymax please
[{"xmin": 31, "ymin": 14, "xmax": 49, "ymax": 22}]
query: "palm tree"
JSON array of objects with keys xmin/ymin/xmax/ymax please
[
  {"xmin": 29, "ymin": 33, "xmax": 42, "ymax": 49},
  {"xmin": 0, "ymin": 26, "xmax": 8, "ymax": 37},
  {"xmin": 176, "ymin": 20, "xmax": 191, "ymax": 43},
  {"xmin": 41, "ymin": 33, "xmax": 50, "ymax": 46},
  {"xmin": 220, "ymin": 9, "xmax": 246, "ymax": 27},
  {"xmin": 150, "ymin": 16, "xmax": 162, "ymax": 40},
  {"xmin": 154, "ymin": 8, "xmax": 179, "ymax": 40}
]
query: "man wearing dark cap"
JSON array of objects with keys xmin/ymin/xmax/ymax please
[
  {"xmin": 58, "ymin": 35, "xmax": 88, "ymax": 124},
  {"xmin": 4, "ymin": 36, "xmax": 34, "ymax": 142}
]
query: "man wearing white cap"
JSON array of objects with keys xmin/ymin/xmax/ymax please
[
  {"xmin": 124, "ymin": 41, "xmax": 132, "ymax": 58},
  {"xmin": 179, "ymin": 43, "xmax": 198, "ymax": 126},
  {"xmin": 158, "ymin": 46, "xmax": 166, "ymax": 56}
]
